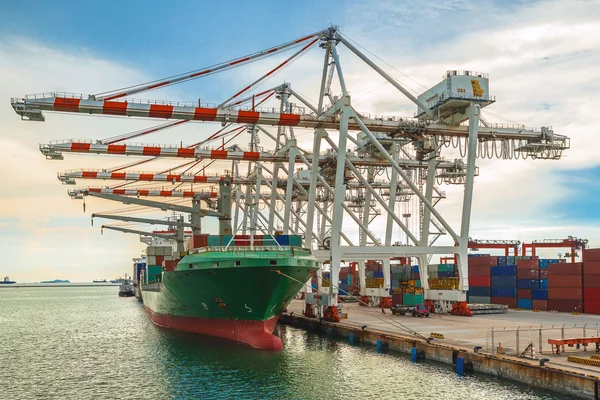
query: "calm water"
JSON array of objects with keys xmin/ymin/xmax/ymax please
[{"xmin": 0, "ymin": 287, "xmax": 567, "ymax": 400}]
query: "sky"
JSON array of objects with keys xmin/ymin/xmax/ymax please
[{"xmin": 0, "ymin": 0, "xmax": 599, "ymax": 281}]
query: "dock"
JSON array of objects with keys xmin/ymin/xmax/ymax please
[{"xmin": 282, "ymin": 300, "xmax": 600, "ymax": 400}]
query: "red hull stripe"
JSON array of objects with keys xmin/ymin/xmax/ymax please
[
  {"xmin": 144, "ymin": 306, "xmax": 282, "ymax": 350},
  {"xmin": 54, "ymin": 98, "xmax": 80, "ymax": 112},
  {"xmin": 103, "ymin": 101, "xmax": 128, "ymax": 116}
]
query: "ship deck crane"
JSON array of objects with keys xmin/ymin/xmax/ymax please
[
  {"xmin": 101, "ymin": 219, "xmax": 186, "ymax": 254},
  {"xmin": 522, "ymin": 237, "xmax": 588, "ymax": 263}
]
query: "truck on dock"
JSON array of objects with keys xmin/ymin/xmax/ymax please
[{"xmin": 391, "ymin": 304, "xmax": 430, "ymax": 318}]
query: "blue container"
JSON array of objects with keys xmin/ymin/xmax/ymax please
[
  {"xmin": 518, "ymin": 299, "xmax": 532, "ymax": 309},
  {"xmin": 373, "ymin": 271, "xmax": 384, "ymax": 278},
  {"xmin": 517, "ymin": 279, "xmax": 539, "ymax": 289},
  {"xmin": 539, "ymin": 279, "xmax": 548, "ymax": 289},
  {"xmin": 311, "ymin": 283, "xmax": 317, "ymax": 289},
  {"xmin": 549, "ymin": 259, "xmax": 559, "ymax": 264},
  {"xmin": 532, "ymin": 289, "xmax": 548, "ymax": 300},
  {"xmin": 492, "ymin": 275, "xmax": 517, "ymax": 287},
  {"xmin": 507, "ymin": 256, "xmax": 516, "ymax": 265},
  {"xmin": 539, "ymin": 259, "xmax": 549, "ymax": 269},
  {"xmin": 276, "ymin": 235, "xmax": 290, "ymax": 245},
  {"xmin": 340, "ymin": 278, "xmax": 348, "ymax": 285},
  {"xmin": 497, "ymin": 256, "xmax": 507, "ymax": 266},
  {"xmin": 492, "ymin": 286, "xmax": 517, "ymax": 298},
  {"xmin": 491, "ymin": 265, "xmax": 516, "ymax": 276},
  {"xmin": 412, "ymin": 265, "xmax": 420, "ymax": 273},
  {"xmin": 469, "ymin": 286, "xmax": 491, "ymax": 297}
]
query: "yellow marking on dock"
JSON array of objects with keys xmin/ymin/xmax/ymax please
[{"xmin": 567, "ymin": 356, "xmax": 600, "ymax": 367}]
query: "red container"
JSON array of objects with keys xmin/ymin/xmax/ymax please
[
  {"xmin": 548, "ymin": 275, "xmax": 582, "ymax": 288},
  {"xmin": 548, "ymin": 262, "xmax": 583, "ymax": 276},
  {"xmin": 517, "ymin": 269, "xmax": 539, "ymax": 279},
  {"xmin": 584, "ymin": 261, "xmax": 600, "ymax": 275},
  {"xmin": 548, "ymin": 287, "xmax": 582, "ymax": 300},
  {"xmin": 547, "ymin": 299, "xmax": 582, "ymax": 313},
  {"xmin": 469, "ymin": 276, "xmax": 491, "ymax": 286},
  {"xmin": 539, "ymin": 270, "xmax": 549, "ymax": 279},
  {"xmin": 585, "ymin": 300, "xmax": 600, "ymax": 314},
  {"xmin": 392, "ymin": 293, "xmax": 403, "ymax": 305},
  {"xmin": 155, "ymin": 255, "xmax": 165, "ymax": 265},
  {"xmin": 518, "ymin": 289, "xmax": 532, "ymax": 299},
  {"xmin": 468, "ymin": 267, "xmax": 491, "ymax": 277},
  {"xmin": 517, "ymin": 259, "xmax": 539, "ymax": 269},
  {"xmin": 584, "ymin": 275, "xmax": 600, "ymax": 288},
  {"xmin": 468, "ymin": 256, "xmax": 498, "ymax": 268},
  {"xmin": 584, "ymin": 288, "xmax": 600, "ymax": 302},
  {"xmin": 492, "ymin": 297, "xmax": 517, "ymax": 308},
  {"xmin": 584, "ymin": 249, "xmax": 600, "ymax": 262},
  {"xmin": 532, "ymin": 300, "xmax": 548, "ymax": 311}
]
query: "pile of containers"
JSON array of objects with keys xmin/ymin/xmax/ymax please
[
  {"xmin": 548, "ymin": 262, "xmax": 583, "ymax": 312},
  {"xmin": 491, "ymin": 262, "xmax": 517, "ymax": 308},
  {"xmin": 467, "ymin": 255, "xmax": 496, "ymax": 304},
  {"xmin": 584, "ymin": 249, "xmax": 600, "ymax": 314},
  {"xmin": 516, "ymin": 258, "xmax": 539, "ymax": 310}
]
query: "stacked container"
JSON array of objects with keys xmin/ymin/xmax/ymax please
[
  {"xmin": 491, "ymin": 264, "xmax": 517, "ymax": 308},
  {"xmin": 584, "ymin": 249, "xmax": 600, "ymax": 314},
  {"xmin": 516, "ymin": 257, "xmax": 539, "ymax": 310},
  {"xmin": 548, "ymin": 262, "xmax": 583, "ymax": 312},
  {"xmin": 339, "ymin": 266, "xmax": 349, "ymax": 295},
  {"xmin": 467, "ymin": 255, "xmax": 496, "ymax": 304}
]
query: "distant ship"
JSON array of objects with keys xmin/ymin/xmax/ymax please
[
  {"xmin": 40, "ymin": 279, "xmax": 70, "ymax": 284},
  {"xmin": 93, "ymin": 279, "xmax": 107, "ymax": 283},
  {"xmin": 118, "ymin": 282, "xmax": 135, "ymax": 297},
  {"xmin": 1, "ymin": 277, "xmax": 15, "ymax": 284},
  {"xmin": 110, "ymin": 278, "xmax": 130, "ymax": 284}
]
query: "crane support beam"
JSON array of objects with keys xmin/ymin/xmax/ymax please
[
  {"xmin": 101, "ymin": 225, "xmax": 175, "ymax": 240},
  {"xmin": 42, "ymin": 141, "xmax": 464, "ymax": 169},
  {"xmin": 91, "ymin": 213, "xmax": 196, "ymax": 228},
  {"xmin": 83, "ymin": 191, "xmax": 201, "ymax": 214},
  {"xmin": 13, "ymin": 95, "xmax": 560, "ymax": 141},
  {"xmin": 71, "ymin": 187, "xmax": 217, "ymax": 199}
]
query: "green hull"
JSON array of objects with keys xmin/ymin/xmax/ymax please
[{"xmin": 140, "ymin": 246, "xmax": 317, "ymax": 348}]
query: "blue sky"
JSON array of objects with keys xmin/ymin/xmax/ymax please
[{"xmin": 0, "ymin": 0, "xmax": 598, "ymax": 281}]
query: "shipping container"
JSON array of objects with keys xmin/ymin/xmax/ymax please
[
  {"xmin": 584, "ymin": 288, "xmax": 600, "ymax": 302},
  {"xmin": 584, "ymin": 275, "xmax": 600, "ymax": 287},
  {"xmin": 548, "ymin": 262, "xmax": 583, "ymax": 276},
  {"xmin": 548, "ymin": 287, "xmax": 582, "ymax": 300},
  {"xmin": 392, "ymin": 293, "xmax": 403, "ymax": 305},
  {"xmin": 491, "ymin": 275, "xmax": 516, "ymax": 287},
  {"xmin": 585, "ymin": 300, "xmax": 600, "ymax": 314},
  {"xmin": 289, "ymin": 235, "xmax": 302, "ymax": 246},
  {"xmin": 539, "ymin": 279, "xmax": 548, "ymax": 289},
  {"xmin": 373, "ymin": 270, "xmax": 384, "ymax": 278},
  {"xmin": 491, "ymin": 265, "xmax": 516, "ymax": 276},
  {"xmin": 539, "ymin": 270, "xmax": 549, "ymax": 279},
  {"xmin": 532, "ymin": 289, "xmax": 548, "ymax": 300},
  {"xmin": 517, "ymin": 269, "xmax": 539, "ymax": 279},
  {"xmin": 469, "ymin": 276, "xmax": 491, "ymax": 286},
  {"xmin": 468, "ymin": 267, "xmax": 492, "ymax": 277},
  {"xmin": 548, "ymin": 275, "xmax": 582, "ymax": 288},
  {"xmin": 547, "ymin": 299, "xmax": 582, "ymax": 313},
  {"xmin": 585, "ymin": 249, "xmax": 600, "ymax": 262},
  {"xmin": 584, "ymin": 261, "xmax": 600, "ymax": 275},
  {"xmin": 469, "ymin": 286, "xmax": 491, "ymax": 297},
  {"xmin": 517, "ymin": 299, "xmax": 532, "ymax": 309},
  {"xmin": 492, "ymin": 297, "xmax": 517, "ymax": 308},
  {"xmin": 207, "ymin": 235, "xmax": 221, "ymax": 246},
  {"xmin": 517, "ymin": 279, "xmax": 539, "ymax": 289},
  {"xmin": 532, "ymin": 300, "xmax": 548, "ymax": 311},
  {"xmin": 469, "ymin": 256, "xmax": 498, "ymax": 268},
  {"xmin": 403, "ymin": 293, "xmax": 424, "ymax": 306},
  {"xmin": 491, "ymin": 286, "xmax": 516, "ymax": 298},
  {"xmin": 518, "ymin": 289, "xmax": 532, "ymax": 299},
  {"xmin": 468, "ymin": 296, "xmax": 491, "ymax": 304},
  {"xmin": 517, "ymin": 259, "xmax": 539, "ymax": 269}
]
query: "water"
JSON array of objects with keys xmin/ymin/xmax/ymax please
[{"xmin": 0, "ymin": 287, "xmax": 567, "ymax": 400}]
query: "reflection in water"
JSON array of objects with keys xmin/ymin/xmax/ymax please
[{"xmin": 1, "ymin": 287, "xmax": 567, "ymax": 400}]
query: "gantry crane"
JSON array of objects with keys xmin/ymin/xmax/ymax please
[
  {"xmin": 11, "ymin": 25, "xmax": 570, "ymax": 316},
  {"xmin": 522, "ymin": 236, "xmax": 588, "ymax": 263}
]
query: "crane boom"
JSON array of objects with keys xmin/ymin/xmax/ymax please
[
  {"xmin": 102, "ymin": 225, "xmax": 175, "ymax": 239},
  {"xmin": 72, "ymin": 187, "xmax": 217, "ymax": 199},
  {"xmin": 92, "ymin": 213, "xmax": 196, "ymax": 228}
]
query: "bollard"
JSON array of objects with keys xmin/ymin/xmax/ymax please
[
  {"xmin": 539, "ymin": 358, "xmax": 550, "ymax": 366},
  {"xmin": 411, "ymin": 347, "xmax": 418, "ymax": 362},
  {"xmin": 456, "ymin": 357, "xmax": 465, "ymax": 376},
  {"xmin": 474, "ymin": 346, "xmax": 482, "ymax": 354},
  {"xmin": 349, "ymin": 333, "xmax": 355, "ymax": 346}
]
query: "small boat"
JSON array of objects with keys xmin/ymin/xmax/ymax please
[
  {"xmin": 93, "ymin": 279, "xmax": 107, "ymax": 283},
  {"xmin": 118, "ymin": 281, "xmax": 134, "ymax": 297}
]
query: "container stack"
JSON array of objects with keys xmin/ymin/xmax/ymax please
[
  {"xmin": 391, "ymin": 265, "xmax": 410, "ymax": 293},
  {"xmin": 366, "ymin": 262, "xmax": 384, "ymax": 288},
  {"xmin": 467, "ymin": 255, "xmax": 496, "ymax": 304},
  {"xmin": 516, "ymin": 257, "xmax": 539, "ymax": 310},
  {"xmin": 491, "ymin": 264, "xmax": 517, "ymax": 308},
  {"xmin": 548, "ymin": 262, "xmax": 583, "ymax": 313},
  {"xmin": 584, "ymin": 249, "xmax": 600, "ymax": 314},
  {"xmin": 339, "ymin": 266, "xmax": 349, "ymax": 295}
]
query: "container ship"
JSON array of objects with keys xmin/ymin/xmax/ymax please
[
  {"xmin": 1, "ymin": 277, "xmax": 15, "ymax": 284},
  {"xmin": 139, "ymin": 234, "xmax": 316, "ymax": 350}
]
